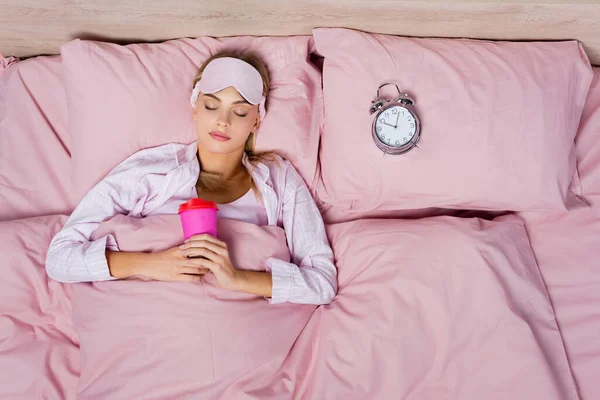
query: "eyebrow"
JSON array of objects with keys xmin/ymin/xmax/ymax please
[{"xmin": 203, "ymin": 93, "xmax": 250, "ymax": 105}]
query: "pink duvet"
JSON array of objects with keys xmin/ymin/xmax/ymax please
[
  {"xmin": 309, "ymin": 217, "xmax": 578, "ymax": 400},
  {"xmin": 0, "ymin": 213, "xmax": 577, "ymax": 399},
  {"xmin": 0, "ymin": 213, "xmax": 568, "ymax": 399},
  {"xmin": 72, "ymin": 215, "xmax": 317, "ymax": 399},
  {"xmin": 0, "ymin": 216, "xmax": 79, "ymax": 400},
  {"xmin": 518, "ymin": 198, "xmax": 600, "ymax": 400}
]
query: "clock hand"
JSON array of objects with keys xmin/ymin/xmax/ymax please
[
  {"xmin": 382, "ymin": 121, "xmax": 395, "ymax": 128},
  {"xmin": 394, "ymin": 113, "xmax": 400, "ymax": 128}
]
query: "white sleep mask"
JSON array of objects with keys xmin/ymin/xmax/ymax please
[{"xmin": 190, "ymin": 57, "xmax": 266, "ymax": 119}]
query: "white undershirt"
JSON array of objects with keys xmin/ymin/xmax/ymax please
[{"xmin": 150, "ymin": 185, "xmax": 268, "ymax": 226}]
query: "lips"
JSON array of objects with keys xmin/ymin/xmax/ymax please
[{"xmin": 209, "ymin": 131, "xmax": 231, "ymax": 142}]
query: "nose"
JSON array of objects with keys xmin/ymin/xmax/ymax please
[{"xmin": 216, "ymin": 110, "xmax": 231, "ymax": 128}]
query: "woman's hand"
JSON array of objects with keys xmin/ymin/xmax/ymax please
[
  {"xmin": 108, "ymin": 248, "xmax": 209, "ymax": 282},
  {"xmin": 179, "ymin": 234, "xmax": 241, "ymax": 291}
]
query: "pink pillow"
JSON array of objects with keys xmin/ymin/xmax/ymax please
[
  {"xmin": 61, "ymin": 37, "xmax": 322, "ymax": 202},
  {"xmin": 0, "ymin": 55, "xmax": 75, "ymax": 221},
  {"xmin": 71, "ymin": 214, "xmax": 316, "ymax": 399},
  {"xmin": 313, "ymin": 28, "xmax": 593, "ymax": 213},
  {"xmin": 572, "ymin": 67, "xmax": 600, "ymax": 199}
]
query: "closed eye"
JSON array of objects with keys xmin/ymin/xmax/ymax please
[{"xmin": 204, "ymin": 105, "xmax": 217, "ymax": 111}]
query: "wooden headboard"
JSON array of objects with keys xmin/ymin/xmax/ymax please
[{"xmin": 2, "ymin": 0, "xmax": 599, "ymax": 65}]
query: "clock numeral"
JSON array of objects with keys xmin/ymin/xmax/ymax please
[
  {"xmin": 403, "ymin": 137, "xmax": 408, "ymax": 142},
  {"xmin": 395, "ymin": 140, "xmax": 400, "ymax": 146},
  {"xmin": 377, "ymin": 126, "xmax": 382, "ymax": 132},
  {"xmin": 381, "ymin": 133, "xmax": 386, "ymax": 139},
  {"xmin": 392, "ymin": 109, "xmax": 398, "ymax": 114},
  {"xmin": 410, "ymin": 123, "xmax": 415, "ymax": 128},
  {"xmin": 379, "ymin": 118, "xmax": 385, "ymax": 123}
]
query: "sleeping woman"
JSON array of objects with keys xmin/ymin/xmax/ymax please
[{"xmin": 45, "ymin": 52, "xmax": 337, "ymax": 305}]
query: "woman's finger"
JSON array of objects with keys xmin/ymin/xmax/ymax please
[
  {"xmin": 179, "ymin": 266, "xmax": 209, "ymax": 275},
  {"xmin": 185, "ymin": 257, "xmax": 220, "ymax": 271},
  {"xmin": 180, "ymin": 239, "xmax": 227, "ymax": 256},
  {"xmin": 177, "ymin": 274, "xmax": 203, "ymax": 282},
  {"xmin": 183, "ymin": 247, "xmax": 223, "ymax": 262},
  {"xmin": 185, "ymin": 234, "xmax": 227, "ymax": 247}
]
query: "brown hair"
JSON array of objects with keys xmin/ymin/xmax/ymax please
[{"xmin": 193, "ymin": 52, "xmax": 280, "ymax": 198}]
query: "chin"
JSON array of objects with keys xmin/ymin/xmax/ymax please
[{"xmin": 197, "ymin": 137, "xmax": 241, "ymax": 154}]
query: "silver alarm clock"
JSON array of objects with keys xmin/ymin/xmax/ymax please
[{"xmin": 370, "ymin": 82, "xmax": 421, "ymax": 155}]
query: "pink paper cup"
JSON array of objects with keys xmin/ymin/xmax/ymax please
[{"xmin": 178, "ymin": 198, "xmax": 219, "ymax": 240}]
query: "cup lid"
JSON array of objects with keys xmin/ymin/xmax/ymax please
[{"xmin": 178, "ymin": 198, "xmax": 219, "ymax": 213}]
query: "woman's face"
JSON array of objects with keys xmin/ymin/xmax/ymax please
[{"xmin": 194, "ymin": 86, "xmax": 259, "ymax": 154}]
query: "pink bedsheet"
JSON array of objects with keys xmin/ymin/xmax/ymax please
[
  {"xmin": 518, "ymin": 197, "xmax": 600, "ymax": 400},
  {"xmin": 1, "ymin": 54, "xmax": 599, "ymax": 400},
  {"xmin": 0, "ymin": 216, "xmax": 79, "ymax": 400},
  {"xmin": 515, "ymin": 69, "xmax": 600, "ymax": 400}
]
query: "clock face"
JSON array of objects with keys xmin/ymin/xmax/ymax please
[{"xmin": 374, "ymin": 106, "xmax": 417, "ymax": 148}]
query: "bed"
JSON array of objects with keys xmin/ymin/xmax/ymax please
[{"xmin": 1, "ymin": 1, "xmax": 600, "ymax": 399}]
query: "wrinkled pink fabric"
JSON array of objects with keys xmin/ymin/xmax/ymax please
[
  {"xmin": 316, "ymin": 198, "xmax": 460, "ymax": 225},
  {"xmin": 515, "ymin": 67, "xmax": 600, "ymax": 400},
  {"xmin": 572, "ymin": 68, "xmax": 600, "ymax": 201},
  {"xmin": 0, "ymin": 216, "xmax": 79, "ymax": 399},
  {"xmin": 71, "ymin": 214, "xmax": 317, "ymax": 399},
  {"xmin": 67, "ymin": 214, "xmax": 580, "ymax": 399},
  {"xmin": 0, "ymin": 55, "xmax": 75, "ymax": 221},
  {"xmin": 0, "ymin": 52, "xmax": 19, "ymax": 77},
  {"xmin": 518, "ymin": 197, "xmax": 600, "ymax": 400},
  {"xmin": 304, "ymin": 217, "xmax": 579, "ymax": 400}
]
